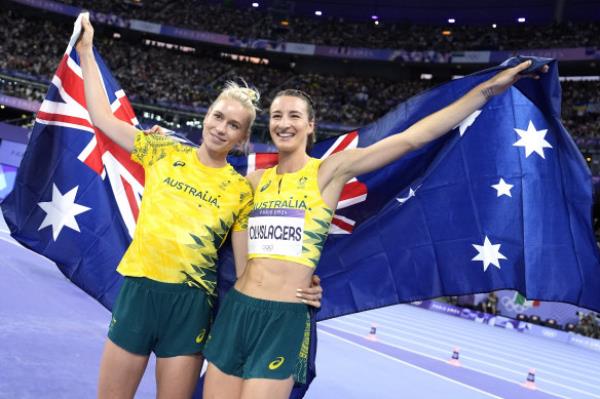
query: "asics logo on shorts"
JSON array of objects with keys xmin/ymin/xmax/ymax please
[
  {"xmin": 268, "ymin": 356, "xmax": 285, "ymax": 370},
  {"xmin": 195, "ymin": 328, "xmax": 206, "ymax": 344},
  {"xmin": 173, "ymin": 160, "xmax": 186, "ymax": 167}
]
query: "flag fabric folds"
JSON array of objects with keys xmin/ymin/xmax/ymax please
[
  {"xmin": 306, "ymin": 57, "xmax": 600, "ymax": 318},
  {"xmin": 2, "ymin": 14, "xmax": 600, "ymax": 399}
]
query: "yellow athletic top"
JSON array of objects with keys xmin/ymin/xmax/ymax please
[
  {"xmin": 248, "ymin": 157, "xmax": 334, "ymax": 268},
  {"xmin": 117, "ymin": 132, "xmax": 253, "ymax": 301}
]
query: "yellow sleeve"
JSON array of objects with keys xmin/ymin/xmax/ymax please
[
  {"xmin": 131, "ymin": 130, "xmax": 179, "ymax": 168},
  {"xmin": 233, "ymin": 186, "xmax": 254, "ymax": 232}
]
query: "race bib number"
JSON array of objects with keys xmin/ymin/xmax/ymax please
[{"xmin": 248, "ymin": 208, "xmax": 305, "ymax": 257}]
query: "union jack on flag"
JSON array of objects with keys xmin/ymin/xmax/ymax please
[{"xmin": 37, "ymin": 25, "xmax": 144, "ymax": 239}]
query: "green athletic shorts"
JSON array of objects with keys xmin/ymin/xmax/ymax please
[
  {"xmin": 203, "ymin": 288, "xmax": 310, "ymax": 383},
  {"xmin": 108, "ymin": 277, "xmax": 213, "ymax": 358}
]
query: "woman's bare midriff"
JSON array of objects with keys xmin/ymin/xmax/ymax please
[{"xmin": 235, "ymin": 258, "xmax": 314, "ymax": 302}]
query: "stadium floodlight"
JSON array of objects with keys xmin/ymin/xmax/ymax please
[
  {"xmin": 252, "ymin": 2, "xmax": 259, "ymax": 7},
  {"xmin": 315, "ymin": 10, "xmax": 322, "ymax": 16},
  {"xmin": 371, "ymin": 15, "xmax": 378, "ymax": 20},
  {"xmin": 492, "ymin": 23, "xmax": 497, "ymax": 28},
  {"xmin": 374, "ymin": 20, "xmax": 379, "ymax": 25},
  {"xmin": 518, "ymin": 17, "xmax": 526, "ymax": 23},
  {"xmin": 448, "ymin": 18, "xmax": 455, "ymax": 24}
]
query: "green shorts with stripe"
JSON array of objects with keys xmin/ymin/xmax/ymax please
[
  {"xmin": 108, "ymin": 277, "xmax": 213, "ymax": 358},
  {"xmin": 203, "ymin": 288, "xmax": 310, "ymax": 383}
]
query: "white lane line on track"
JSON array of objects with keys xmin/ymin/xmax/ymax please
[
  {"xmin": 354, "ymin": 307, "xmax": 600, "ymax": 371},
  {"xmin": 329, "ymin": 314, "xmax": 600, "ymax": 393},
  {"xmin": 318, "ymin": 329, "xmax": 505, "ymax": 399},
  {"xmin": 358, "ymin": 309, "xmax": 600, "ymax": 378},
  {"xmin": 377, "ymin": 305, "xmax": 600, "ymax": 359},
  {"xmin": 342, "ymin": 310, "xmax": 600, "ymax": 381},
  {"xmin": 375, "ymin": 306, "xmax": 600, "ymax": 360},
  {"xmin": 322, "ymin": 319, "xmax": 600, "ymax": 399},
  {"xmin": 331, "ymin": 315, "xmax": 600, "ymax": 393}
]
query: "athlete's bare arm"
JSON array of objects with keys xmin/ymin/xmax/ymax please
[
  {"xmin": 232, "ymin": 230, "xmax": 249, "ymax": 278},
  {"xmin": 76, "ymin": 14, "xmax": 137, "ymax": 152}
]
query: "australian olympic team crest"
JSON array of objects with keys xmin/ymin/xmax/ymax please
[{"xmin": 297, "ymin": 176, "xmax": 308, "ymax": 189}]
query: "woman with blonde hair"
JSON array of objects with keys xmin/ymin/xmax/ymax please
[{"xmin": 76, "ymin": 15, "xmax": 321, "ymax": 399}]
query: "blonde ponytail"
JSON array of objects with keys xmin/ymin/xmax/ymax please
[{"xmin": 213, "ymin": 80, "xmax": 261, "ymax": 131}]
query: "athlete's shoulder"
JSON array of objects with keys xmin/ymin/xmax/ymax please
[{"xmin": 225, "ymin": 165, "xmax": 254, "ymax": 193}]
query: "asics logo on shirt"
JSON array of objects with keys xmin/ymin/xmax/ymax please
[
  {"xmin": 173, "ymin": 160, "xmax": 186, "ymax": 167},
  {"xmin": 268, "ymin": 356, "xmax": 285, "ymax": 370}
]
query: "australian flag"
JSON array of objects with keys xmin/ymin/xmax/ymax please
[
  {"xmin": 2, "ymin": 12, "xmax": 600, "ymax": 399},
  {"xmin": 306, "ymin": 58, "xmax": 600, "ymax": 318}
]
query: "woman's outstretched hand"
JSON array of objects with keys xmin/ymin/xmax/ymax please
[{"xmin": 482, "ymin": 59, "xmax": 550, "ymax": 99}]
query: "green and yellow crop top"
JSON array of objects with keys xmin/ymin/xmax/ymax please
[{"xmin": 248, "ymin": 157, "xmax": 334, "ymax": 268}]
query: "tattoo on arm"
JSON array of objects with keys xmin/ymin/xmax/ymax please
[{"xmin": 481, "ymin": 87, "xmax": 495, "ymax": 100}]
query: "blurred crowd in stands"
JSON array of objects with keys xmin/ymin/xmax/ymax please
[
  {"xmin": 0, "ymin": 8, "xmax": 435, "ymax": 128},
  {"xmin": 2, "ymin": 7, "xmax": 599, "ymax": 140},
  {"xmin": 562, "ymin": 81, "xmax": 600, "ymax": 143},
  {"xmin": 576, "ymin": 311, "xmax": 600, "ymax": 338},
  {"xmin": 56, "ymin": 0, "xmax": 600, "ymax": 51}
]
